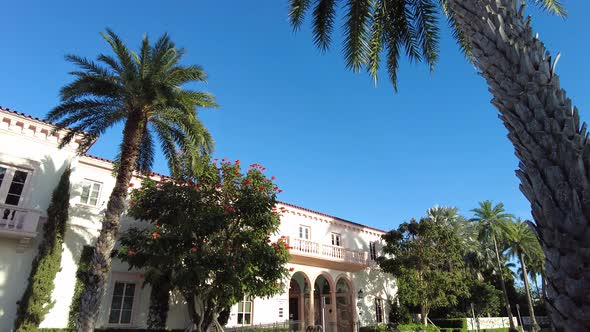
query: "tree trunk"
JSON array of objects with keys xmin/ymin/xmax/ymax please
[
  {"xmin": 421, "ymin": 305, "xmax": 428, "ymax": 326},
  {"xmin": 76, "ymin": 111, "xmax": 146, "ymax": 331},
  {"xmin": 446, "ymin": 0, "xmax": 590, "ymax": 330},
  {"xmin": 520, "ymin": 252, "xmax": 540, "ymax": 331},
  {"xmin": 492, "ymin": 234, "xmax": 517, "ymax": 331}
]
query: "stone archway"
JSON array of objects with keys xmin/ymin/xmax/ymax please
[
  {"xmin": 289, "ymin": 271, "xmax": 312, "ymax": 330},
  {"xmin": 313, "ymin": 273, "xmax": 335, "ymax": 332},
  {"xmin": 335, "ymin": 277, "xmax": 354, "ymax": 332}
]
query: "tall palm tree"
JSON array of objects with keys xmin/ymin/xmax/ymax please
[
  {"xmin": 471, "ymin": 200, "xmax": 516, "ymax": 331},
  {"xmin": 47, "ymin": 29, "xmax": 217, "ymax": 331},
  {"xmin": 286, "ymin": 0, "xmax": 588, "ymax": 329},
  {"xmin": 505, "ymin": 219, "xmax": 544, "ymax": 331}
]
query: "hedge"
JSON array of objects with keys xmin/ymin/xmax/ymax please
[
  {"xmin": 432, "ymin": 319, "xmax": 468, "ymax": 330},
  {"xmin": 360, "ymin": 324, "xmax": 440, "ymax": 332}
]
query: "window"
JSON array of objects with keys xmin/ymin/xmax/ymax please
[
  {"xmin": 237, "ymin": 295, "xmax": 253, "ymax": 325},
  {"xmin": 108, "ymin": 281, "xmax": 136, "ymax": 325},
  {"xmin": 331, "ymin": 233, "xmax": 341, "ymax": 246},
  {"xmin": 369, "ymin": 241, "xmax": 378, "ymax": 260},
  {"xmin": 279, "ymin": 307, "xmax": 284, "ymax": 318},
  {"xmin": 0, "ymin": 165, "xmax": 30, "ymax": 206},
  {"xmin": 80, "ymin": 180, "xmax": 102, "ymax": 206},
  {"xmin": 298, "ymin": 225, "xmax": 310, "ymax": 240},
  {"xmin": 375, "ymin": 298, "xmax": 384, "ymax": 323}
]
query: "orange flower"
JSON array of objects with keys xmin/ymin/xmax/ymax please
[
  {"xmin": 152, "ymin": 232, "xmax": 161, "ymax": 239},
  {"xmin": 289, "ymin": 267, "xmax": 295, "ymax": 272},
  {"xmin": 129, "ymin": 201, "xmax": 136, "ymax": 207},
  {"xmin": 191, "ymin": 247, "xmax": 198, "ymax": 252}
]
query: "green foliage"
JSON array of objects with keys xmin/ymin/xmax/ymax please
[
  {"xmin": 379, "ymin": 218, "xmax": 469, "ymax": 322},
  {"xmin": 388, "ymin": 300, "xmax": 412, "ymax": 325},
  {"xmin": 14, "ymin": 167, "xmax": 71, "ymax": 331},
  {"xmin": 287, "ymin": 0, "xmax": 566, "ymax": 90},
  {"xmin": 118, "ymin": 158, "xmax": 289, "ymax": 331},
  {"xmin": 397, "ymin": 323, "xmax": 440, "ymax": 332},
  {"xmin": 465, "ymin": 279, "xmax": 503, "ymax": 317},
  {"xmin": 67, "ymin": 245, "xmax": 94, "ymax": 328}
]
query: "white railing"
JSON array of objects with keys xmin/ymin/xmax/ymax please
[
  {"xmin": 287, "ymin": 237, "xmax": 369, "ymax": 266},
  {"xmin": 0, "ymin": 203, "xmax": 41, "ymax": 237}
]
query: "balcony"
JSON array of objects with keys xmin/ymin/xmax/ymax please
[
  {"xmin": 285, "ymin": 236, "xmax": 369, "ymax": 271},
  {"xmin": 0, "ymin": 203, "xmax": 41, "ymax": 242}
]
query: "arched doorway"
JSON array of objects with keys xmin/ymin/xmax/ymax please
[
  {"xmin": 289, "ymin": 271, "xmax": 311, "ymax": 330},
  {"xmin": 335, "ymin": 277, "xmax": 354, "ymax": 332},
  {"xmin": 313, "ymin": 274, "xmax": 333, "ymax": 331}
]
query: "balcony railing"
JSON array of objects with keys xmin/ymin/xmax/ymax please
[
  {"xmin": 0, "ymin": 203, "xmax": 41, "ymax": 239},
  {"xmin": 286, "ymin": 237, "xmax": 369, "ymax": 267}
]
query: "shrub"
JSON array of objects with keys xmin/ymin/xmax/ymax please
[
  {"xmin": 431, "ymin": 318, "xmax": 468, "ymax": 329},
  {"xmin": 14, "ymin": 168, "xmax": 71, "ymax": 332}
]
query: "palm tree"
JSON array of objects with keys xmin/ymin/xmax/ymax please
[
  {"xmin": 471, "ymin": 200, "xmax": 516, "ymax": 331},
  {"xmin": 286, "ymin": 0, "xmax": 588, "ymax": 329},
  {"xmin": 505, "ymin": 218, "xmax": 544, "ymax": 331},
  {"xmin": 47, "ymin": 29, "xmax": 217, "ymax": 331}
]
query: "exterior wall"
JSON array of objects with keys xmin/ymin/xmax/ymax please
[
  {"xmin": 0, "ymin": 109, "xmax": 79, "ymax": 331},
  {"xmin": 0, "ymin": 108, "xmax": 396, "ymax": 331}
]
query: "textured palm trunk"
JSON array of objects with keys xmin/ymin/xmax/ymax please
[
  {"xmin": 519, "ymin": 252, "xmax": 540, "ymax": 331},
  {"xmin": 446, "ymin": 0, "xmax": 590, "ymax": 330},
  {"xmin": 76, "ymin": 110, "xmax": 146, "ymax": 332},
  {"xmin": 492, "ymin": 234, "xmax": 517, "ymax": 331}
]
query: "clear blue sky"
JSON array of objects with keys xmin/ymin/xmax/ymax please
[{"xmin": 1, "ymin": 1, "xmax": 588, "ymax": 232}]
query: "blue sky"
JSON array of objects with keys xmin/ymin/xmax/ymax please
[{"xmin": 1, "ymin": 1, "xmax": 588, "ymax": 231}]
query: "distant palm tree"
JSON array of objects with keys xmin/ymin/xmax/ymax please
[
  {"xmin": 47, "ymin": 29, "xmax": 217, "ymax": 331},
  {"xmin": 286, "ymin": 1, "xmax": 588, "ymax": 329},
  {"xmin": 471, "ymin": 200, "xmax": 516, "ymax": 330},
  {"xmin": 505, "ymin": 218, "xmax": 543, "ymax": 331}
]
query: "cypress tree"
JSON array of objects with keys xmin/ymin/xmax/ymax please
[{"xmin": 14, "ymin": 167, "xmax": 71, "ymax": 331}]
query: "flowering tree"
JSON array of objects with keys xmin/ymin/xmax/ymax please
[{"xmin": 118, "ymin": 159, "xmax": 290, "ymax": 331}]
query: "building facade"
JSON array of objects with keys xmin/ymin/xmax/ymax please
[{"xmin": 0, "ymin": 107, "xmax": 396, "ymax": 331}]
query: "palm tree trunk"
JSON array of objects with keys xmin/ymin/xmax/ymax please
[
  {"xmin": 77, "ymin": 111, "xmax": 146, "ymax": 331},
  {"xmin": 519, "ymin": 252, "xmax": 540, "ymax": 331},
  {"xmin": 445, "ymin": 0, "xmax": 590, "ymax": 330},
  {"xmin": 492, "ymin": 234, "xmax": 517, "ymax": 331}
]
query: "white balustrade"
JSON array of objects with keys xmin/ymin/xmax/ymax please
[
  {"xmin": 0, "ymin": 203, "xmax": 41, "ymax": 238},
  {"xmin": 286, "ymin": 236, "xmax": 369, "ymax": 266}
]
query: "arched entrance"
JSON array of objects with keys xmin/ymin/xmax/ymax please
[
  {"xmin": 313, "ymin": 274, "xmax": 333, "ymax": 331},
  {"xmin": 335, "ymin": 277, "xmax": 354, "ymax": 332},
  {"xmin": 289, "ymin": 271, "xmax": 311, "ymax": 330}
]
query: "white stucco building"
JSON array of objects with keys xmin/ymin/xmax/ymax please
[{"xmin": 0, "ymin": 106, "xmax": 396, "ymax": 331}]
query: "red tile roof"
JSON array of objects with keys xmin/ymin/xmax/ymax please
[{"xmin": 0, "ymin": 105, "xmax": 60, "ymax": 128}]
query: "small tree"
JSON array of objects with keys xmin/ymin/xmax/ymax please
[
  {"xmin": 14, "ymin": 167, "xmax": 71, "ymax": 331},
  {"xmin": 379, "ymin": 218, "xmax": 469, "ymax": 325},
  {"xmin": 118, "ymin": 158, "xmax": 289, "ymax": 332}
]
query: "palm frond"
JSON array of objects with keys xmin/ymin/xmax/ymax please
[
  {"xmin": 411, "ymin": 0, "xmax": 440, "ymax": 71},
  {"xmin": 343, "ymin": 0, "xmax": 372, "ymax": 72},
  {"xmin": 312, "ymin": 0, "xmax": 337, "ymax": 52},
  {"xmin": 367, "ymin": 1, "xmax": 385, "ymax": 86},
  {"xmin": 531, "ymin": 0, "xmax": 567, "ymax": 17},
  {"xmin": 100, "ymin": 28, "xmax": 138, "ymax": 80},
  {"xmin": 289, "ymin": 0, "xmax": 312, "ymax": 31}
]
